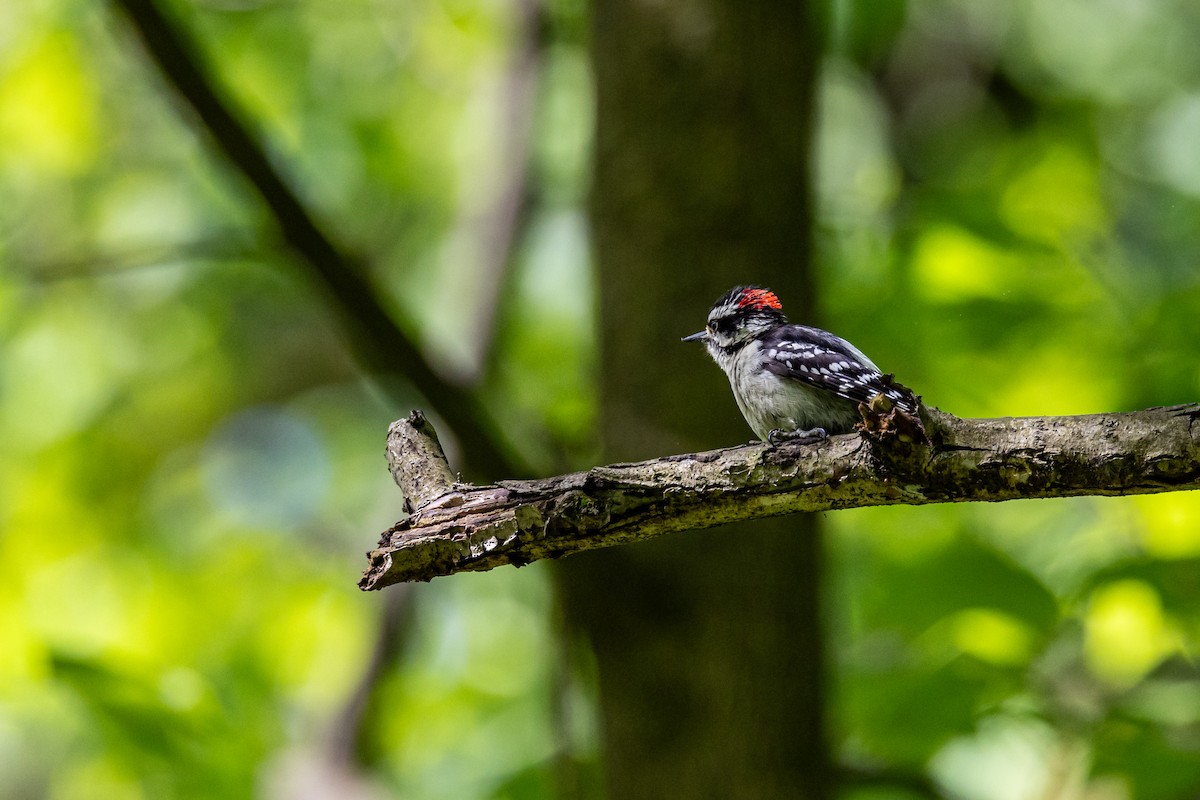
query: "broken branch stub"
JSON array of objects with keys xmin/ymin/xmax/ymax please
[{"xmin": 387, "ymin": 410, "xmax": 457, "ymax": 514}]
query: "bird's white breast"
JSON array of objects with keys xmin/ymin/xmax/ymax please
[{"xmin": 712, "ymin": 340, "xmax": 859, "ymax": 440}]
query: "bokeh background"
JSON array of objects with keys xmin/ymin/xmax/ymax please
[{"xmin": 3, "ymin": 0, "xmax": 1200, "ymax": 798}]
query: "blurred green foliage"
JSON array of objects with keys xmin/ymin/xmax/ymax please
[
  {"xmin": 820, "ymin": 2, "xmax": 1200, "ymax": 797},
  {"xmin": 1, "ymin": 0, "xmax": 1199, "ymax": 798}
]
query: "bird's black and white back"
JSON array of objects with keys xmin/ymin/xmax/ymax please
[{"xmin": 758, "ymin": 325, "xmax": 918, "ymax": 415}]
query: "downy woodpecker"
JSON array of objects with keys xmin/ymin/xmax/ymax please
[{"xmin": 683, "ymin": 285, "xmax": 922, "ymax": 444}]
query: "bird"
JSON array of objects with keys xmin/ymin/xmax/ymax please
[{"xmin": 682, "ymin": 285, "xmax": 923, "ymax": 444}]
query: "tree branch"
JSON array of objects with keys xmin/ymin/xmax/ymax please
[
  {"xmin": 110, "ymin": 0, "xmax": 520, "ymax": 478},
  {"xmin": 360, "ymin": 404, "xmax": 1200, "ymax": 589}
]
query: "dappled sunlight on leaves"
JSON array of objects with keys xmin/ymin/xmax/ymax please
[
  {"xmin": 0, "ymin": 32, "xmax": 98, "ymax": 176},
  {"xmin": 999, "ymin": 145, "xmax": 1107, "ymax": 246},
  {"xmin": 1134, "ymin": 493, "xmax": 1200, "ymax": 559},
  {"xmin": 1084, "ymin": 580, "xmax": 1175, "ymax": 689},
  {"xmin": 947, "ymin": 609, "xmax": 1037, "ymax": 668}
]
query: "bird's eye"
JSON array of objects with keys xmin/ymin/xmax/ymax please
[{"xmin": 711, "ymin": 318, "xmax": 732, "ymax": 335}]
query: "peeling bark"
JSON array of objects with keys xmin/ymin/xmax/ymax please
[{"xmin": 360, "ymin": 404, "xmax": 1200, "ymax": 589}]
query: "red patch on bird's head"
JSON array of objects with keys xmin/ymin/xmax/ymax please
[{"xmin": 738, "ymin": 287, "xmax": 782, "ymax": 311}]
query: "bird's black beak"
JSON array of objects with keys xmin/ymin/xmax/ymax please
[{"xmin": 681, "ymin": 330, "xmax": 709, "ymax": 343}]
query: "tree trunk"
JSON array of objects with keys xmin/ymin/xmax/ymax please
[{"xmin": 559, "ymin": 0, "xmax": 829, "ymax": 796}]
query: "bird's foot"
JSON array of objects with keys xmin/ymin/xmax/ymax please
[{"xmin": 766, "ymin": 427, "xmax": 828, "ymax": 446}]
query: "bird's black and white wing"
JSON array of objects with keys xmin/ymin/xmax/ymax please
[{"xmin": 759, "ymin": 325, "xmax": 920, "ymax": 414}]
